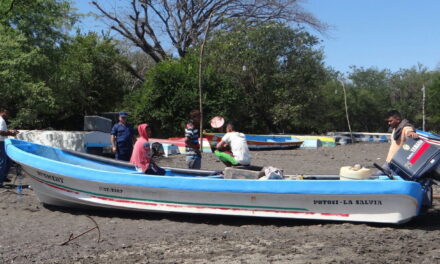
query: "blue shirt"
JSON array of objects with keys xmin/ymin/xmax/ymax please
[{"xmin": 111, "ymin": 122, "xmax": 134, "ymax": 150}]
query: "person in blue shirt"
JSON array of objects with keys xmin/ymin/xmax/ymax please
[{"xmin": 110, "ymin": 112, "xmax": 135, "ymax": 161}]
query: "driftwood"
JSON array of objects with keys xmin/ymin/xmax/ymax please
[{"xmin": 60, "ymin": 216, "xmax": 101, "ymax": 246}]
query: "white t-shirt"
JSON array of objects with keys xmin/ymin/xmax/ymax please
[
  {"xmin": 0, "ymin": 116, "xmax": 7, "ymax": 142},
  {"xmin": 221, "ymin": 132, "xmax": 251, "ymax": 165}
]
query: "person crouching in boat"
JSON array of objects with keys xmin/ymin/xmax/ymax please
[
  {"xmin": 214, "ymin": 123, "xmax": 251, "ymax": 167},
  {"xmin": 130, "ymin": 123, "xmax": 165, "ymax": 175}
]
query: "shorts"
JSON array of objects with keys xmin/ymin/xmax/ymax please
[{"xmin": 214, "ymin": 150, "xmax": 239, "ymax": 166}]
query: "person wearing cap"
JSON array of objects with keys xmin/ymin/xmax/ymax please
[
  {"xmin": 0, "ymin": 109, "xmax": 19, "ymax": 187},
  {"xmin": 185, "ymin": 110, "xmax": 202, "ymax": 169},
  {"xmin": 130, "ymin": 123, "xmax": 165, "ymax": 175},
  {"xmin": 111, "ymin": 112, "xmax": 135, "ymax": 161},
  {"xmin": 215, "ymin": 123, "xmax": 251, "ymax": 167}
]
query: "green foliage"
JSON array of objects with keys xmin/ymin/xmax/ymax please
[
  {"xmin": 128, "ymin": 21, "xmax": 329, "ymax": 136},
  {"xmin": 204, "ymin": 21, "xmax": 328, "ymax": 133},
  {"xmin": 129, "ymin": 55, "xmax": 230, "ymax": 137},
  {"xmin": 346, "ymin": 67, "xmax": 392, "ymax": 132},
  {"xmin": 389, "ymin": 66, "xmax": 429, "ymax": 127},
  {"xmin": 1, "ymin": 1, "xmax": 127, "ymax": 129},
  {"xmin": 311, "ymin": 78, "xmax": 347, "ymax": 133},
  {"xmin": 427, "ymin": 72, "xmax": 440, "ymax": 131},
  {"xmin": 49, "ymin": 32, "xmax": 127, "ymax": 129},
  {"xmin": 1, "ymin": 1, "xmax": 439, "ymax": 135},
  {"xmin": 0, "ymin": 0, "xmax": 72, "ymax": 128},
  {"xmin": 2, "ymin": 0, "xmax": 75, "ymax": 48},
  {"xmin": 315, "ymin": 66, "xmax": 433, "ymax": 133},
  {"xmin": 0, "ymin": 23, "xmax": 56, "ymax": 128}
]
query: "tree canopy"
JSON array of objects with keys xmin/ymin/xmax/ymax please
[
  {"xmin": 92, "ymin": 0, "xmax": 328, "ymax": 81},
  {"xmin": 128, "ymin": 21, "xmax": 329, "ymax": 136},
  {"xmin": 0, "ymin": 0, "xmax": 128, "ymax": 129},
  {"xmin": 1, "ymin": 0, "xmax": 440, "ymax": 135}
]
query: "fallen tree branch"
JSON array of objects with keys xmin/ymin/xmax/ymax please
[{"xmin": 60, "ymin": 216, "xmax": 101, "ymax": 246}]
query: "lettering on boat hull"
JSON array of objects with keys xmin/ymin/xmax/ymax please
[
  {"xmin": 98, "ymin": 186, "xmax": 123, "ymax": 193},
  {"xmin": 313, "ymin": 199, "xmax": 383, "ymax": 205},
  {"xmin": 37, "ymin": 171, "xmax": 64, "ymax": 183}
]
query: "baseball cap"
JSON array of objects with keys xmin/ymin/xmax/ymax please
[{"xmin": 119, "ymin": 112, "xmax": 128, "ymax": 117}]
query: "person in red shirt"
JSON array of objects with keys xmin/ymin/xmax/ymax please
[{"xmin": 130, "ymin": 123, "xmax": 165, "ymax": 175}]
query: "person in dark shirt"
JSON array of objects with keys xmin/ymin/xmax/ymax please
[
  {"xmin": 0, "ymin": 109, "xmax": 19, "ymax": 187},
  {"xmin": 110, "ymin": 112, "xmax": 135, "ymax": 161},
  {"xmin": 385, "ymin": 110, "xmax": 418, "ymax": 163},
  {"xmin": 185, "ymin": 110, "xmax": 201, "ymax": 169}
]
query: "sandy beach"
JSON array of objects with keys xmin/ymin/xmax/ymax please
[{"xmin": 2, "ymin": 142, "xmax": 440, "ymax": 263}]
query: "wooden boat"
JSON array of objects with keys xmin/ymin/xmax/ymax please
[
  {"xmin": 289, "ymin": 135, "xmax": 336, "ymax": 147},
  {"xmin": 204, "ymin": 133, "xmax": 303, "ymax": 150},
  {"xmin": 327, "ymin": 132, "xmax": 390, "ymax": 144},
  {"xmin": 299, "ymin": 138, "xmax": 322, "ymax": 148},
  {"xmin": 5, "ymin": 138, "xmax": 439, "ymax": 224}
]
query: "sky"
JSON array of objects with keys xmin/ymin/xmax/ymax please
[
  {"xmin": 303, "ymin": 0, "xmax": 440, "ymax": 73},
  {"xmin": 73, "ymin": 0, "xmax": 440, "ymax": 74}
]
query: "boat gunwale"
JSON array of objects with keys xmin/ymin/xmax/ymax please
[{"xmin": 5, "ymin": 139, "xmax": 425, "ymax": 200}]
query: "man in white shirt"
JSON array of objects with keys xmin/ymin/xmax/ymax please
[
  {"xmin": 215, "ymin": 123, "xmax": 251, "ymax": 166},
  {"xmin": 0, "ymin": 109, "xmax": 19, "ymax": 187}
]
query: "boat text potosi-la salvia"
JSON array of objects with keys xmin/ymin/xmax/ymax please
[{"xmin": 313, "ymin": 200, "xmax": 383, "ymax": 205}]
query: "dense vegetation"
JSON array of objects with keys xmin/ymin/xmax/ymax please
[{"xmin": 1, "ymin": 0, "xmax": 440, "ymax": 136}]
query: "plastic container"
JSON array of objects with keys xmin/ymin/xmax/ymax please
[{"xmin": 339, "ymin": 164, "xmax": 372, "ymax": 180}]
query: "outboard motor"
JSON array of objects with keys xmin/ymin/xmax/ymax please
[
  {"xmin": 389, "ymin": 138, "xmax": 440, "ymax": 181},
  {"xmin": 389, "ymin": 138, "xmax": 440, "ymax": 209}
]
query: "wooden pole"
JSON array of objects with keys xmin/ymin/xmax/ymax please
[
  {"xmin": 198, "ymin": 13, "xmax": 213, "ymax": 153},
  {"xmin": 422, "ymin": 84, "xmax": 426, "ymax": 131},
  {"xmin": 339, "ymin": 80, "xmax": 354, "ymax": 144}
]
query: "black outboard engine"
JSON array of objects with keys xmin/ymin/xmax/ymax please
[
  {"xmin": 389, "ymin": 138, "xmax": 440, "ymax": 209},
  {"xmin": 389, "ymin": 138, "xmax": 440, "ymax": 181}
]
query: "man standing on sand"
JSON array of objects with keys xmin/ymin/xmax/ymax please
[
  {"xmin": 385, "ymin": 110, "xmax": 418, "ymax": 163},
  {"xmin": 215, "ymin": 123, "xmax": 251, "ymax": 167},
  {"xmin": 0, "ymin": 109, "xmax": 19, "ymax": 187},
  {"xmin": 185, "ymin": 110, "xmax": 202, "ymax": 169},
  {"xmin": 111, "ymin": 112, "xmax": 135, "ymax": 161}
]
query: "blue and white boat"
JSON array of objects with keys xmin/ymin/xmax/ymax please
[
  {"xmin": 204, "ymin": 133, "xmax": 303, "ymax": 150},
  {"xmin": 5, "ymin": 138, "xmax": 439, "ymax": 224},
  {"xmin": 417, "ymin": 130, "xmax": 440, "ymax": 146},
  {"xmin": 327, "ymin": 132, "xmax": 390, "ymax": 144}
]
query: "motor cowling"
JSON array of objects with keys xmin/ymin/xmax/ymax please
[{"xmin": 389, "ymin": 138, "xmax": 440, "ymax": 181}]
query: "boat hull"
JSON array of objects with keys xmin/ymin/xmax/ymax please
[
  {"xmin": 204, "ymin": 133, "xmax": 303, "ymax": 150},
  {"xmin": 327, "ymin": 132, "xmax": 390, "ymax": 144},
  {"xmin": 20, "ymin": 165, "xmax": 420, "ymax": 224},
  {"xmin": 6, "ymin": 139, "xmax": 425, "ymax": 224}
]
